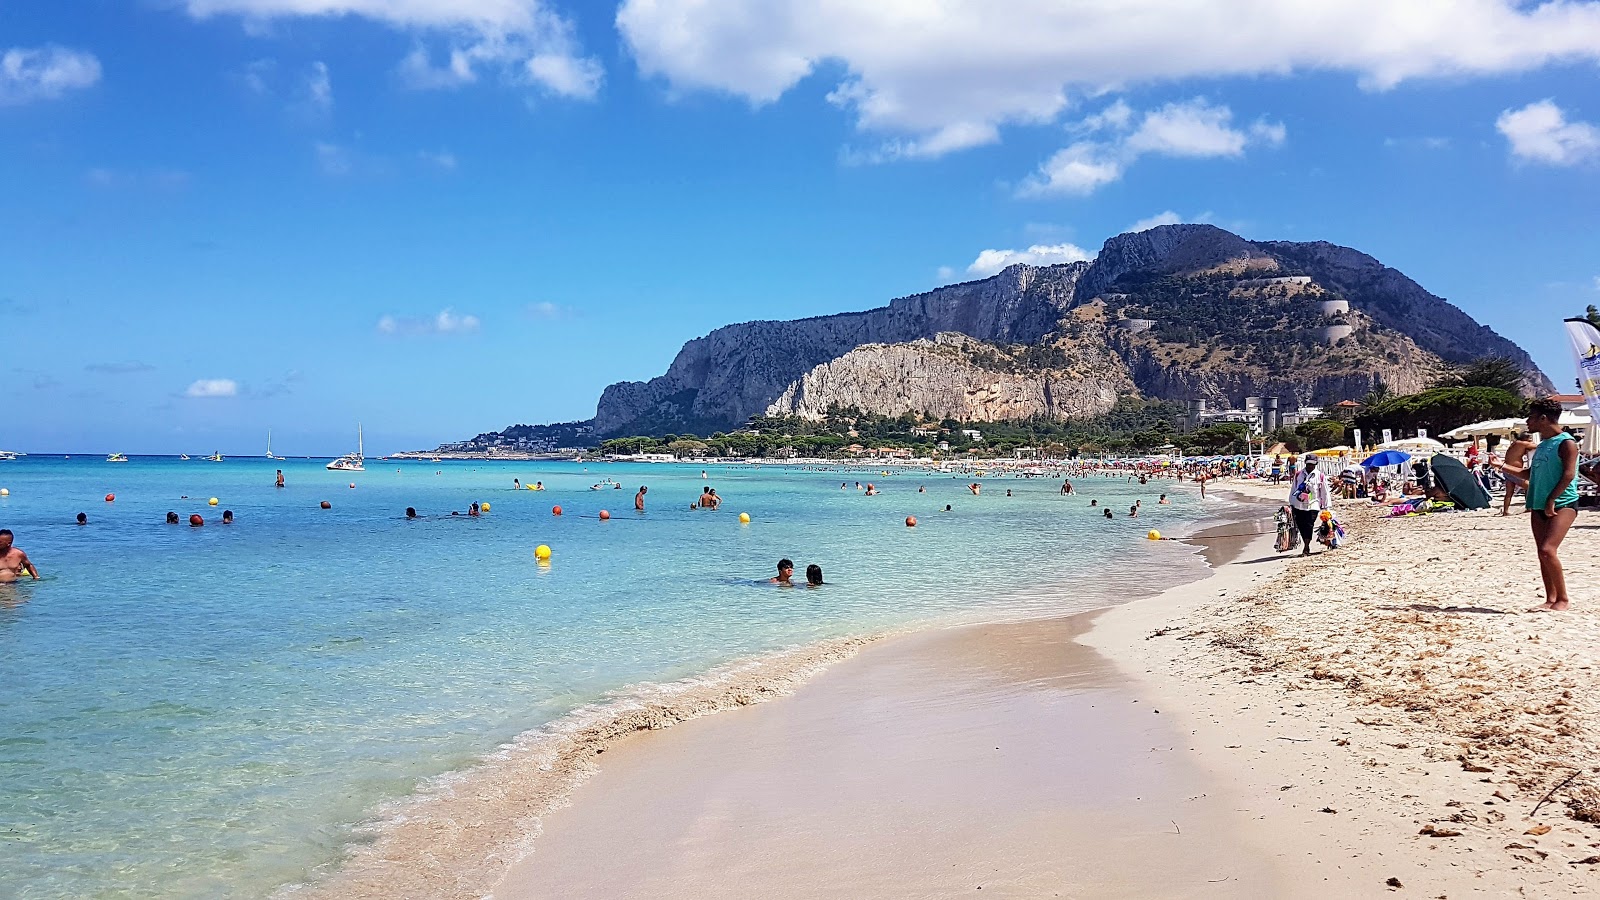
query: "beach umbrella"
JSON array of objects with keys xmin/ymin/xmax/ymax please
[
  {"xmin": 1429, "ymin": 453, "xmax": 1490, "ymax": 510},
  {"xmin": 1380, "ymin": 437, "xmax": 1446, "ymax": 452},
  {"xmin": 1362, "ymin": 449, "xmax": 1411, "ymax": 468}
]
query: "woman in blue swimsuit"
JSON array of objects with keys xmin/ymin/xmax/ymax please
[{"xmin": 1525, "ymin": 397, "xmax": 1581, "ymax": 611}]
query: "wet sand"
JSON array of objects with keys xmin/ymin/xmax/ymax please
[{"xmin": 497, "ymin": 613, "xmax": 1281, "ymax": 899}]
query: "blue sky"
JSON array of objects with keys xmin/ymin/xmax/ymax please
[{"xmin": 2, "ymin": 0, "xmax": 1598, "ymax": 454}]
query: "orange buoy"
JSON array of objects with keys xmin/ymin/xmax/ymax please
[
  {"xmin": 320, "ymin": 500, "xmax": 332, "ymax": 509},
  {"xmin": 905, "ymin": 516, "xmax": 917, "ymax": 527},
  {"xmin": 189, "ymin": 514, "xmax": 204, "ymax": 527},
  {"xmin": 552, "ymin": 505, "xmax": 563, "ymax": 516},
  {"xmin": 598, "ymin": 509, "xmax": 611, "ymax": 520},
  {"xmin": 104, "ymin": 493, "xmax": 115, "ymax": 502}
]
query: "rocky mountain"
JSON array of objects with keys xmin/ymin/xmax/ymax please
[
  {"xmin": 580, "ymin": 224, "xmax": 1549, "ymax": 436},
  {"xmin": 766, "ymin": 332, "xmax": 1133, "ymax": 422}
]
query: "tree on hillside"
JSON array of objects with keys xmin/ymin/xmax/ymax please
[
  {"xmin": 1434, "ymin": 356, "xmax": 1525, "ymax": 395},
  {"xmin": 1587, "ymin": 305, "xmax": 1600, "ymax": 329}
]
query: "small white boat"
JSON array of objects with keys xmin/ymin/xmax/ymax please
[
  {"xmin": 107, "ymin": 453, "xmax": 129, "ymax": 463},
  {"xmin": 267, "ymin": 430, "xmax": 285, "ymax": 461},
  {"xmin": 0, "ymin": 450, "xmax": 21, "ymax": 461},
  {"xmin": 206, "ymin": 452, "xmax": 224, "ymax": 462},
  {"xmin": 180, "ymin": 454, "xmax": 190, "ymax": 460},
  {"xmin": 327, "ymin": 424, "xmax": 365, "ymax": 472}
]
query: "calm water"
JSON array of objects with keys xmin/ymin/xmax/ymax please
[{"xmin": 0, "ymin": 456, "xmax": 1215, "ymax": 898}]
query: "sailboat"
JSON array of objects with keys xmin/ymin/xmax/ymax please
[
  {"xmin": 267, "ymin": 430, "xmax": 285, "ymax": 461},
  {"xmin": 326, "ymin": 424, "xmax": 365, "ymax": 471}
]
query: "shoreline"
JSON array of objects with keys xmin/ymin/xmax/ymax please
[{"xmin": 287, "ymin": 481, "xmax": 1256, "ymax": 899}]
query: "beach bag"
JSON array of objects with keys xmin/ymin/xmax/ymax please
[{"xmin": 1274, "ymin": 505, "xmax": 1298, "ymax": 552}]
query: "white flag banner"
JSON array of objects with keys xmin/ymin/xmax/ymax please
[{"xmin": 1565, "ymin": 317, "xmax": 1600, "ymax": 424}]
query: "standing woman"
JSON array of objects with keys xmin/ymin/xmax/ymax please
[
  {"xmin": 1491, "ymin": 431, "xmax": 1537, "ymax": 517},
  {"xmin": 1525, "ymin": 398, "xmax": 1580, "ymax": 610},
  {"xmin": 1287, "ymin": 456, "xmax": 1332, "ymax": 557}
]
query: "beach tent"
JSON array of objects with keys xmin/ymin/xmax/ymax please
[{"xmin": 1429, "ymin": 453, "xmax": 1490, "ymax": 510}]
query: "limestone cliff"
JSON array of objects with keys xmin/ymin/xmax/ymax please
[
  {"xmin": 575, "ymin": 224, "xmax": 1551, "ymax": 436},
  {"xmin": 592, "ymin": 263, "xmax": 1086, "ymax": 435},
  {"xmin": 765, "ymin": 333, "xmax": 1134, "ymax": 422}
]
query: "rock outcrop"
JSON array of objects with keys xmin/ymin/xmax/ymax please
[
  {"xmin": 581, "ymin": 224, "xmax": 1550, "ymax": 436},
  {"xmin": 593, "ymin": 263, "xmax": 1086, "ymax": 435},
  {"xmin": 766, "ymin": 333, "xmax": 1133, "ymax": 422}
]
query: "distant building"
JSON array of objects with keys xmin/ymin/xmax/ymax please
[
  {"xmin": 1331, "ymin": 399, "xmax": 1362, "ymax": 422},
  {"xmin": 960, "ymin": 429, "xmax": 983, "ymax": 441}
]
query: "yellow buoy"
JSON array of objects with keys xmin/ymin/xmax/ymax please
[
  {"xmin": 738, "ymin": 512, "xmax": 751, "ymax": 524},
  {"xmin": 481, "ymin": 502, "xmax": 491, "ymax": 512},
  {"xmin": 208, "ymin": 497, "xmax": 219, "ymax": 506},
  {"xmin": 1147, "ymin": 530, "xmax": 1161, "ymax": 541},
  {"xmin": 535, "ymin": 544, "xmax": 552, "ymax": 560},
  {"xmin": 0, "ymin": 488, "xmax": 8, "ymax": 496}
]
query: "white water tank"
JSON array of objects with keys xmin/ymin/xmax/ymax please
[
  {"xmin": 1318, "ymin": 299, "xmax": 1350, "ymax": 316},
  {"xmin": 1321, "ymin": 324, "xmax": 1355, "ymax": 344}
]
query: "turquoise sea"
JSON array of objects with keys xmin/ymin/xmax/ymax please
[{"xmin": 0, "ymin": 456, "xmax": 1218, "ymax": 898}]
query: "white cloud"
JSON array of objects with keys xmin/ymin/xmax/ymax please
[
  {"xmin": 525, "ymin": 301, "xmax": 576, "ymax": 320},
  {"xmin": 1126, "ymin": 211, "xmax": 1183, "ymax": 233},
  {"xmin": 966, "ymin": 242, "xmax": 1092, "ymax": 277},
  {"xmin": 1496, "ymin": 99, "xmax": 1600, "ymax": 166},
  {"xmin": 185, "ymin": 378, "xmax": 238, "ymax": 398},
  {"xmin": 185, "ymin": 0, "xmax": 601, "ymax": 100},
  {"xmin": 418, "ymin": 149, "xmax": 457, "ymax": 170},
  {"xmin": 377, "ymin": 308, "xmax": 482, "ymax": 335},
  {"xmin": 1021, "ymin": 98, "xmax": 1282, "ymax": 196},
  {"xmin": 304, "ymin": 60, "xmax": 332, "ymax": 113},
  {"xmin": 935, "ymin": 265, "xmax": 956, "ymax": 282},
  {"xmin": 0, "ymin": 45, "xmax": 101, "ymax": 105},
  {"xmin": 617, "ymin": 1, "xmax": 1600, "ymax": 159},
  {"xmin": 315, "ymin": 141, "xmax": 352, "ymax": 175}
]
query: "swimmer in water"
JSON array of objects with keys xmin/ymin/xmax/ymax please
[
  {"xmin": 534, "ymin": 482, "xmax": 544, "ymax": 491},
  {"xmin": 1128, "ymin": 504, "xmax": 1138, "ymax": 517},
  {"xmin": 75, "ymin": 513, "xmax": 87, "ymax": 526},
  {"xmin": 406, "ymin": 507, "xmax": 418, "ymax": 519},
  {"xmin": 1158, "ymin": 494, "xmax": 1170, "ymax": 505},
  {"xmin": 769, "ymin": 558, "xmax": 795, "ymax": 586},
  {"xmin": 0, "ymin": 529, "xmax": 40, "ymax": 581},
  {"xmin": 469, "ymin": 502, "xmax": 480, "ymax": 517},
  {"xmin": 514, "ymin": 478, "xmax": 521, "ymax": 490},
  {"xmin": 1104, "ymin": 508, "xmax": 1114, "ymax": 519},
  {"xmin": 1005, "ymin": 489, "xmax": 1012, "ymax": 497},
  {"xmin": 221, "ymin": 510, "xmax": 234, "ymax": 524},
  {"xmin": 635, "ymin": 485, "xmax": 647, "ymax": 511},
  {"xmin": 276, "ymin": 469, "xmax": 285, "ymax": 488},
  {"xmin": 944, "ymin": 504, "xmax": 952, "ymax": 511},
  {"xmin": 166, "ymin": 511, "xmax": 180, "ymax": 524},
  {"xmin": 1090, "ymin": 499, "xmax": 1098, "ymax": 507},
  {"xmin": 805, "ymin": 564, "xmax": 824, "ymax": 586}
]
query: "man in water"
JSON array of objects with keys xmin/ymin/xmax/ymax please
[
  {"xmin": 221, "ymin": 510, "xmax": 234, "ymax": 524},
  {"xmin": 698, "ymin": 486, "xmax": 714, "ymax": 508},
  {"xmin": 1103, "ymin": 508, "xmax": 1114, "ymax": 519},
  {"xmin": 769, "ymin": 558, "xmax": 795, "ymax": 585},
  {"xmin": 276, "ymin": 469, "xmax": 285, "ymax": 488},
  {"xmin": 76, "ymin": 513, "xmax": 88, "ymax": 525},
  {"xmin": 468, "ymin": 502, "xmax": 480, "ymax": 517},
  {"xmin": 0, "ymin": 529, "xmax": 40, "ymax": 581},
  {"xmin": 406, "ymin": 507, "xmax": 418, "ymax": 519},
  {"xmin": 166, "ymin": 511, "xmax": 180, "ymax": 524},
  {"xmin": 635, "ymin": 485, "xmax": 648, "ymax": 511}
]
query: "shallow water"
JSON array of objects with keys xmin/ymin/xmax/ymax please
[{"xmin": 0, "ymin": 457, "xmax": 1212, "ymax": 898}]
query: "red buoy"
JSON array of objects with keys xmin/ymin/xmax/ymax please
[
  {"xmin": 552, "ymin": 505, "xmax": 563, "ymax": 516},
  {"xmin": 320, "ymin": 500, "xmax": 332, "ymax": 509},
  {"xmin": 905, "ymin": 516, "xmax": 918, "ymax": 527},
  {"xmin": 598, "ymin": 509, "xmax": 611, "ymax": 520},
  {"xmin": 189, "ymin": 514, "xmax": 203, "ymax": 527},
  {"xmin": 104, "ymin": 493, "xmax": 115, "ymax": 502}
]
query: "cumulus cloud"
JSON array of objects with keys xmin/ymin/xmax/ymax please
[
  {"xmin": 966, "ymin": 242, "xmax": 1092, "ymax": 277},
  {"xmin": 185, "ymin": 378, "xmax": 238, "ymax": 398},
  {"xmin": 617, "ymin": 0, "xmax": 1600, "ymax": 159},
  {"xmin": 377, "ymin": 308, "xmax": 481, "ymax": 335},
  {"xmin": 1021, "ymin": 98, "xmax": 1283, "ymax": 196},
  {"xmin": 1497, "ymin": 99, "xmax": 1599, "ymax": 165},
  {"xmin": 0, "ymin": 45, "xmax": 101, "ymax": 105},
  {"xmin": 185, "ymin": 0, "xmax": 601, "ymax": 99}
]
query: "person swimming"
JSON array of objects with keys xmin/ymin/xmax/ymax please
[
  {"xmin": 166, "ymin": 511, "xmax": 180, "ymax": 524},
  {"xmin": 1090, "ymin": 499, "xmax": 1098, "ymax": 507},
  {"xmin": 805, "ymin": 564, "xmax": 823, "ymax": 586},
  {"xmin": 75, "ymin": 512, "xmax": 87, "ymax": 526},
  {"xmin": 221, "ymin": 510, "xmax": 233, "ymax": 524},
  {"xmin": 1104, "ymin": 508, "xmax": 1114, "ymax": 519},
  {"xmin": 514, "ymin": 478, "xmax": 521, "ymax": 490},
  {"xmin": 405, "ymin": 507, "xmax": 418, "ymax": 519},
  {"xmin": 1158, "ymin": 494, "xmax": 1170, "ymax": 504},
  {"xmin": 769, "ymin": 558, "xmax": 795, "ymax": 586},
  {"xmin": 1128, "ymin": 504, "xmax": 1138, "ymax": 517}
]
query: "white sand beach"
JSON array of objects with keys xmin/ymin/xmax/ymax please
[{"xmin": 306, "ymin": 485, "xmax": 1600, "ymax": 899}]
